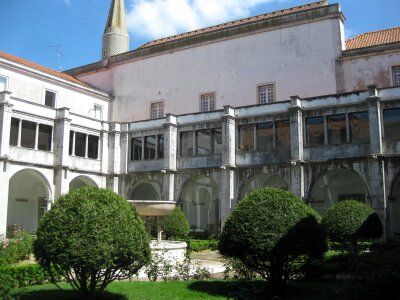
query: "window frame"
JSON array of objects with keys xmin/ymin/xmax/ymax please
[
  {"xmin": 43, "ymin": 89, "xmax": 57, "ymax": 108},
  {"xmin": 392, "ymin": 66, "xmax": 400, "ymax": 87},
  {"xmin": 257, "ymin": 83, "xmax": 275, "ymax": 104},
  {"xmin": 199, "ymin": 92, "xmax": 216, "ymax": 112},
  {"xmin": 93, "ymin": 104, "xmax": 103, "ymax": 120},
  {"xmin": 0, "ymin": 75, "xmax": 9, "ymax": 92},
  {"xmin": 150, "ymin": 101, "xmax": 164, "ymax": 119}
]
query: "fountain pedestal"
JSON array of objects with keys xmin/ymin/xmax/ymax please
[{"xmin": 128, "ymin": 200, "xmax": 187, "ymax": 262}]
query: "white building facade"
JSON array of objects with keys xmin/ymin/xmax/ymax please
[{"xmin": 1, "ymin": 0, "xmax": 400, "ymax": 239}]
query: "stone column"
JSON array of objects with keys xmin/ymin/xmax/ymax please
[
  {"xmin": 367, "ymin": 85, "xmax": 387, "ymax": 238},
  {"xmin": 0, "ymin": 91, "xmax": 13, "ymax": 157},
  {"xmin": 53, "ymin": 107, "xmax": 71, "ymax": 199},
  {"xmin": 100, "ymin": 122, "xmax": 109, "ymax": 173},
  {"xmin": 289, "ymin": 96, "xmax": 305, "ymax": 199},
  {"xmin": 220, "ymin": 106, "xmax": 236, "ymax": 227},
  {"xmin": 0, "ymin": 161, "xmax": 10, "ymax": 237},
  {"xmin": 163, "ymin": 114, "xmax": 177, "ymax": 201},
  {"xmin": 107, "ymin": 122, "xmax": 121, "ymax": 194}
]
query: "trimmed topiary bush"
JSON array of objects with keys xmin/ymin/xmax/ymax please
[
  {"xmin": 219, "ymin": 188, "xmax": 327, "ymax": 294},
  {"xmin": 34, "ymin": 186, "xmax": 150, "ymax": 300},
  {"xmin": 321, "ymin": 200, "xmax": 383, "ymax": 252},
  {"xmin": 162, "ymin": 207, "xmax": 190, "ymax": 240}
]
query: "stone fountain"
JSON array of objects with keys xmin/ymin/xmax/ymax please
[{"xmin": 128, "ymin": 200, "xmax": 187, "ymax": 262}]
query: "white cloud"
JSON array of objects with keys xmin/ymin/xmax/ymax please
[
  {"xmin": 344, "ymin": 27, "xmax": 356, "ymax": 39},
  {"xmin": 126, "ymin": 0, "xmax": 283, "ymax": 41}
]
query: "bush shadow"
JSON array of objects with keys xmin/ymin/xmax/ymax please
[{"xmin": 15, "ymin": 289, "xmax": 128, "ymax": 300}]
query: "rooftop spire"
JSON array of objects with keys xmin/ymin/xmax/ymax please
[{"xmin": 102, "ymin": 0, "xmax": 129, "ymax": 59}]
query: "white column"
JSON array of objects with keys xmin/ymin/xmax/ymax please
[
  {"xmin": 0, "ymin": 91, "xmax": 13, "ymax": 157},
  {"xmin": 163, "ymin": 114, "xmax": 177, "ymax": 201},
  {"xmin": 50, "ymin": 127, "xmax": 54, "ymax": 152},
  {"xmin": 84, "ymin": 134, "xmax": 89, "ymax": 158},
  {"xmin": 71, "ymin": 131, "xmax": 75, "ymax": 156},
  {"xmin": 34, "ymin": 123, "xmax": 39, "ymax": 150},
  {"xmin": 0, "ymin": 163, "xmax": 10, "ymax": 237},
  {"xmin": 100, "ymin": 122, "xmax": 109, "ymax": 173},
  {"xmin": 107, "ymin": 122, "xmax": 121, "ymax": 193},
  {"xmin": 289, "ymin": 96, "xmax": 305, "ymax": 199},
  {"xmin": 17, "ymin": 119, "xmax": 22, "ymax": 147}
]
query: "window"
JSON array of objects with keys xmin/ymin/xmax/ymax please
[
  {"xmin": 349, "ymin": 112, "xmax": 369, "ymax": 143},
  {"xmin": 131, "ymin": 137, "xmax": 143, "ymax": 160},
  {"xmin": 144, "ymin": 136, "xmax": 156, "ymax": 159},
  {"xmin": 257, "ymin": 122, "xmax": 273, "ymax": 150},
  {"xmin": 38, "ymin": 124, "xmax": 52, "ymax": 151},
  {"xmin": 197, "ymin": 130, "xmax": 211, "ymax": 156},
  {"xmin": 238, "ymin": 125, "xmax": 254, "ymax": 151},
  {"xmin": 393, "ymin": 66, "xmax": 400, "ymax": 87},
  {"xmin": 383, "ymin": 108, "xmax": 400, "ymax": 140},
  {"xmin": 327, "ymin": 114, "xmax": 346, "ymax": 145},
  {"xmin": 44, "ymin": 90, "xmax": 56, "ymax": 108},
  {"xmin": 93, "ymin": 104, "xmax": 103, "ymax": 120},
  {"xmin": 151, "ymin": 102, "xmax": 164, "ymax": 119},
  {"xmin": 276, "ymin": 120, "xmax": 290, "ymax": 147},
  {"xmin": 10, "ymin": 118, "xmax": 19, "ymax": 146},
  {"xmin": 306, "ymin": 116, "xmax": 325, "ymax": 147},
  {"xmin": 20, "ymin": 120, "xmax": 36, "ymax": 148},
  {"xmin": 0, "ymin": 76, "xmax": 7, "ymax": 92},
  {"xmin": 258, "ymin": 84, "xmax": 274, "ymax": 104},
  {"xmin": 74, "ymin": 132, "xmax": 86, "ymax": 157},
  {"xmin": 87, "ymin": 135, "xmax": 99, "ymax": 159},
  {"xmin": 180, "ymin": 132, "xmax": 194, "ymax": 156},
  {"xmin": 200, "ymin": 93, "xmax": 215, "ymax": 112},
  {"xmin": 157, "ymin": 135, "xmax": 164, "ymax": 159},
  {"xmin": 213, "ymin": 128, "xmax": 222, "ymax": 154}
]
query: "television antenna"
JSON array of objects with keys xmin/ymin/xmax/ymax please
[{"xmin": 48, "ymin": 45, "xmax": 63, "ymax": 71}]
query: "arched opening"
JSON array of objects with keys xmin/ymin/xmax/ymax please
[
  {"xmin": 309, "ymin": 169, "xmax": 370, "ymax": 216},
  {"xmin": 240, "ymin": 173, "xmax": 288, "ymax": 200},
  {"xmin": 179, "ymin": 176, "xmax": 219, "ymax": 234},
  {"xmin": 69, "ymin": 176, "xmax": 97, "ymax": 191},
  {"xmin": 389, "ymin": 174, "xmax": 400, "ymax": 239},
  {"xmin": 129, "ymin": 180, "xmax": 161, "ymax": 200},
  {"xmin": 7, "ymin": 169, "xmax": 51, "ymax": 233}
]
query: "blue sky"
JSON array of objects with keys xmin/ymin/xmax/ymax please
[{"xmin": 0, "ymin": 0, "xmax": 399, "ymax": 71}]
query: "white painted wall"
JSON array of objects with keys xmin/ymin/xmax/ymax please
[
  {"xmin": 342, "ymin": 51, "xmax": 400, "ymax": 91},
  {"xmin": 0, "ymin": 64, "xmax": 110, "ymax": 121},
  {"xmin": 78, "ymin": 18, "xmax": 343, "ymax": 122}
]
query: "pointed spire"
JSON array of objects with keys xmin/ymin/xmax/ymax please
[{"xmin": 102, "ymin": 0, "xmax": 129, "ymax": 59}]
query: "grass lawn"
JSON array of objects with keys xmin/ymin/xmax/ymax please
[{"xmin": 12, "ymin": 280, "xmax": 352, "ymax": 300}]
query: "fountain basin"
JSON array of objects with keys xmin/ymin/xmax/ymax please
[
  {"xmin": 150, "ymin": 240, "xmax": 187, "ymax": 263},
  {"xmin": 128, "ymin": 200, "xmax": 176, "ymax": 216}
]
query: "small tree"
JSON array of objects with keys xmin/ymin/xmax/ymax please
[
  {"xmin": 219, "ymin": 188, "xmax": 327, "ymax": 294},
  {"xmin": 321, "ymin": 200, "xmax": 383, "ymax": 253},
  {"xmin": 34, "ymin": 187, "xmax": 150, "ymax": 300},
  {"xmin": 162, "ymin": 207, "xmax": 190, "ymax": 240}
]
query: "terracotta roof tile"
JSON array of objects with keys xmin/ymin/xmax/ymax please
[
  {"xmin": 345, "ymin": 27, "xmax": 400, "ymax": 50},
  {"xmin": 139, "ymin": 1, "xmax": 328, "ymax": 49},
  {"xmin": 0, "ymin": 51, "xmax": 88, "ymax": 86}
]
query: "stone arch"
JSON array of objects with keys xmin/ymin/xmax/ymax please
[
  {"xmin": 69, "ymin": 176, "xmax": 98, "ymax": 191},
  {"xmin": 389, "ymin": 174, "xmax": 400, "ymax": 239},
  {"xmin": 309, "ymin": 169, "xmax": 370, "ymax": 216},
  {"xmin": 179, "ymin": 176, "xmax": 219, "ymax": 234},
  {"xmin": 240, "ymin": 172, "xmax": 288, "ymax": 200},
  {"xmin": 128, "ymin": 180, "xmax": 162, "ymax": 200},
  {"xmin": 7, "ymin": 168, "xmax": 52, "ymax": 233}
]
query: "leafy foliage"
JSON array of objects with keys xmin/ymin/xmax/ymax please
[
  {"xmin": 321, "ymin": 200, "xmax": 383, "ymax": 252},
  {"xmin": 0, "ymin": 231, "xmax": 33, "ymax": 266},
  {"xmin": 162, "ymin": 207, "xmax": 190, "ymax": 240},
  {"xmin": 189, "ymin": 239, "xmax": 218, "ymax": 252},
  {"xmin": 34, "ymin": 186, "xmax": 150, "ymax": 300},
  {"xmin": 219, "ymin": 188, "xmax": 327, "ymax": 294}
]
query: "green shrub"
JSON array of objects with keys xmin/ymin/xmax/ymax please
[
  {"xmin": 189, "ymin": 239, "xmax": 218, "ymax": 252},
  {"xmin": 0, "ymin": 263, "xmax": 59, "ymax": 287},
  {"xmin": 321, "ymin": 200, "xmax": 383, "ymax": 252},
  {"xmin": 162, "ymin": 207, "xmax": 190, "ymax": 240},
  {"xmin": 0, "ymin": 273, "xmax": 14, "ymax": 300},
  {"xmin": 0, "ymin": 231, "xmax": 33, "ymax": 266},
  {"xmin": 34, "ymin": 186, "xmax": 150, "ymax": 300},
  {"xmin": 219, "ymin": 188, "xmax": 327, "ymax": 294}
]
